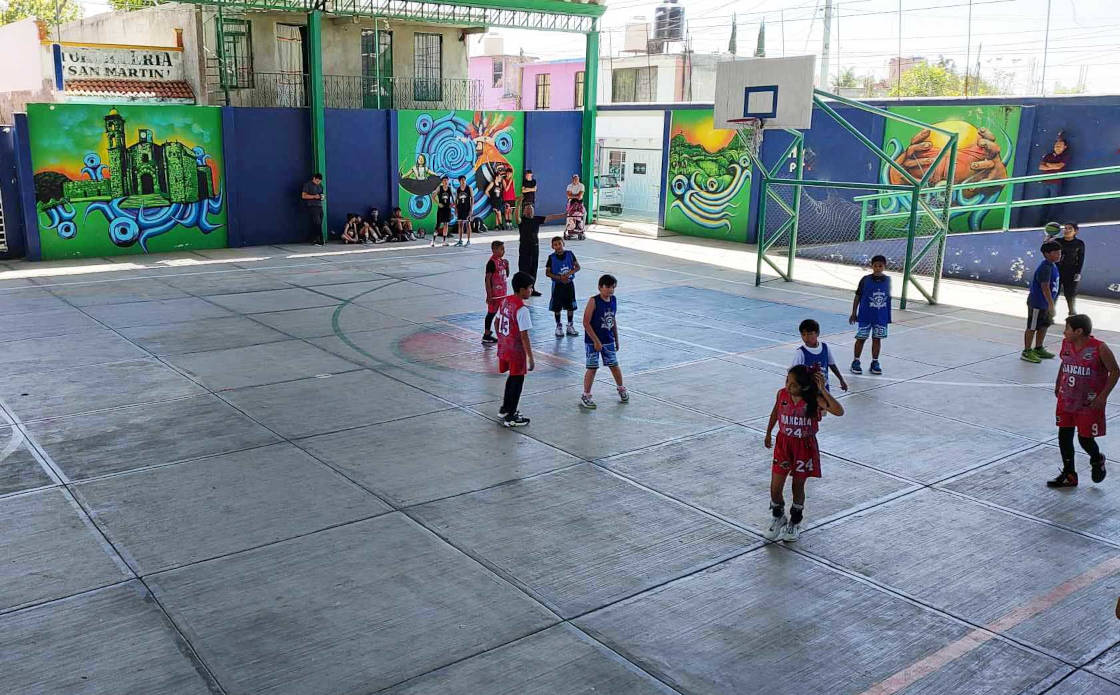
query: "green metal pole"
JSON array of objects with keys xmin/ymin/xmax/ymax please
[
  {"xmin": 786, "ymin": 131, "xmax": 804, "ymax": 282},
  {"xmin": 859, "ymin": 198, "xmax": 867, "ymax": 241},
  {"xmin": 900, "ymin": 187, "xmax": 920, "ymax": 310},
  {"xmin": 755, "ymin": 176, "xmax": 770, "ymax": 285},
  {"xmin": 581, "ymin": 24, "xmax": 600, "ymax": 223},
  {"xmin": 814, "ymin": 96, "xmax": 920, "ymax": 187},
  {"xmin": 374, "ymin": 23, "xmax": 381, "ymax": 109},
  {"xmin": 930, "ymin": 134, "xmax": 957, "ymax": 304},
  {"xmin": 216, "ymin": 0, "xmax": 230, "ymax": 106},
  {"xmin": 308, "ymin": 9, "xmax": 327, "ymax": 242}
]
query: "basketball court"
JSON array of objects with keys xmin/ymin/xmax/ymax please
[{"xmin": 0, "ymin": 228, "xmax": 1118, "ymax": 694}]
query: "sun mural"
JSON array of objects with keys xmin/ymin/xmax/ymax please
[
  {"xmin": 398, "ymin": 110, "xmax": 524, "ymax": 226},
  {"xmin": 664, "ymin": 110, "xmax": 752, "ymax": 241}
]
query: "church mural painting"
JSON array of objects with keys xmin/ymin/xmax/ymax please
[
  {"xmin": 878, "ymin": 104, "xmax": 1021, "ymax": 233},
  {"xmin": 397, "ymin": 110, "xmax": 524, "ymax": 229},
  {"xmin": 27, "ymin": 103, "xmax": 226, "ymax": 260},
  {"xmin": 663, "ymin": 109, "xmax": 753, "ymax": 242}
]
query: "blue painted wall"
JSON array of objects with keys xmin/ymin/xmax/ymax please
[
  {"xmin": 222, "ymin": 108, "xmax": 313, "ymax": 247},
  {"xmin": 325, "ymin": 108, "xmax": 391, "ymax": 231},
  {"xmin": 0, "ymin": 124, "xmax": 27, "ymax": 260},
  {"xmin": 525, "ymin": 111, "xmax": 583, "ymax": 217}
]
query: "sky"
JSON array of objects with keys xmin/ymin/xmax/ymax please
[{"xmin": 474, "ymin": 0, "xmax": 1120, "ymax": 96}]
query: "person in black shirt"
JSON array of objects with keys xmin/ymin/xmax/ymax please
[
  {"xmin": 518, "ymin": 202, "xmax": 565, "ymax": 297},
  {"xmin": 454, "ymin": 175, "xmax": 473, "ymax": 247},
  {"xmin": 300, "ymin": 173, "xmax": 324, "ymax": 245},
  {"xmin": 430, "ymin": 176, "xmax": 452, "ymax": 247},
  {"xmin": 1056, "ymin": 222, "xmax": 1085, "ymax": 314},
  {"xmin": 522, "ymin": 169, "xmax": 537, "ymax": 207},
  {"xmin": 1037, "ymin": 137, "xmax": 1071, "ymax": 225}
]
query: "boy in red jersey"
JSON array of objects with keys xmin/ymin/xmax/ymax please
[
  {"xmin": 482, "ymin": 240, "xmax": 509, "ymax": 345},
  {"xmin": 1048, "ymin": 314, "xmax": 1118, "ymax": 487},
  {"xmin": 763, "ymin": 365, "xmax": 844, "ymax": 541},
  {"xmin": 496, "ymin": 271, "xmax": 536, "ymax": 428}
]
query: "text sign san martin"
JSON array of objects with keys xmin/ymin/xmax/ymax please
[{"xmin": 59, "ymin": 45, "xmax": 185, "ymax": 82}]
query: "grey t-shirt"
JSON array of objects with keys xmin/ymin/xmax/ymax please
[{"xmin": 302, "ymin": 181, "xmax": 323, "ymax": 207}]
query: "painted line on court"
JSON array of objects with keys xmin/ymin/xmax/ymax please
[{"xmin": 860, "ymin": 554, "xmax": 1120, "ymax": 695}]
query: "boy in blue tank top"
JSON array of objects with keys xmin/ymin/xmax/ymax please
[
  {"xmin": 792, "ymin": 319, "xmax": 848, "ymax": 392},
  {"xmin": 544, "ymin": 236, "xmax": 581, "ymax": 337},
  {"xmin": 849, "ymin": 255, "xmax": 892, "ymax": 376},
  {"xmin": 580, "ymin": 274, "xmax": 628, "ymax": 409}
]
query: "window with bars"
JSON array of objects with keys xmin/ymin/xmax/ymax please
[
  {"xmin": 361, "ymin": 29, "xmax": 393, "ymax": 107},
  {"xmin": 492, "ymin": 60, "xmax": 504, "ymax": 88},
  {"xmin": 413, "ymin": 32, "xmax": 442, "ymax": 102},
  {"xmin": 535, "ymin": 73, "xmax": 551, "ymax": 110},
  {"xmin": 611, "ymin": 66, "xmax": 657, "ymax": 103},
  {"xmin": 574, "ymin": 71, "xmax": 585, "ymax": 108},
  {"xmin": 221, "ymin": 18, "xmax": 254, "ymax": 89}
]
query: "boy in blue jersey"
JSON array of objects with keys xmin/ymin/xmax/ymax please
[
  {"xmin": 580, "ymin": 274, "xmax": 628, "ymax": 409},
  {"xmin": 544, "ymin": 236, "xmax": 581, "ymax": 337},
  {"xmin": 849, "ymin": 255, "xmax": 892, "ymax": 376},
  {"xmin": 793, "ymin": 319, "xmax": 848, "ymax": 392},
  {"xmin": 1023, "ymin": 240, "xmax": 1062, "ymax": 363}
]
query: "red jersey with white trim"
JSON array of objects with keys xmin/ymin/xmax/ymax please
[
  {"xmin": 486, "ymin": 255, "xmax": 509, "ymax": 310},
  {"xmin": 1058, "ymin": 337, "xmax": 1108, "ymax": 414},
  {"xmin": 776, "ymin": 388, "xmax": 820, "ymax": 439},
  {"xmin": 496, "ymin": 294, "xmax": 526, "ymax": 359}
]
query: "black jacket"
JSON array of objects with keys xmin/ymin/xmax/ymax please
[{"xmin": 1056, "ymin": 237, "xmax": 1085, "ymax": 275}]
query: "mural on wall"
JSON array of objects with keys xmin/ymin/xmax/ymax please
[
  {"xmin": 879, "ymin": 105, "xmax": 1021, "ymax": 233},
  {"xmin": 397, "ymin": 110, "xmax": 524, "ymax": 228},
  {"xmin": 663, "ymin": 109, "xmax": 752, "ymax": 242},
  {"xmin": 28, "ymin": 103, "xmax": 226, "ymax": 260}
]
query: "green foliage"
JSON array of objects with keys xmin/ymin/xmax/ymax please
[
  {"xmin": 1, "ymin": 0, "xmax": 81, "ymax": 26},
  {"xmin": 106, "ymin": 0, "xmax": 161, "ymax": 11},
  {"xmin": 888, "ymin": 62, "xmax": 1002, "ymax": 97},
  {"xmin": 832, "ymin": 67, "xmax": 859, "ymax": 90},
  {"xmin": 667, "ymin": 133, "xmax": 746, "ymax": 185}
]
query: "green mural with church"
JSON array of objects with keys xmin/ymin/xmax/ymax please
[{"xmin": 27, "ymin": 103, "xmax": 226, "ymax": 260}]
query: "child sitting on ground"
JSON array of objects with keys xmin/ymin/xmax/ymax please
[{"xmin": 341, "ymin": 213, "xmax": 370, "ymax": 244}]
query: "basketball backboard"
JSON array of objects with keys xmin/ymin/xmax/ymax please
[{"xmin": 714, "ymin": 55, "xmax": 816, "ymax": 131}]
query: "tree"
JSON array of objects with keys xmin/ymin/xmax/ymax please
[
  {"xmin": 1054, "ymin": 81, "xmax": 1086, "ymax": 95},
  {"xmin": 1, "ymin": 0, "xmax": 81, "ymax": 26},
  {"xmin": 727, "ymin": 13, "xmax": 736, "ymax": 55},
  {"xmin": 888, "ymin": 62, "xmax": 1003, "ymax": 97},
  {"xmin": 753, "ymin": 18, "xmax": 765, "ymax": 58},
  {"xmin": 106, "ymin": 0, "xmax": 160, "ymax": 11},
  {"xmin": 832, "ymin": 67, "xmax": 858, "ymax": 90}
]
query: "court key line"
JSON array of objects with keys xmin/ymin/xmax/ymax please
[{"xmin": 860, "ymin": 554, "xmax": 1120, "ymax": 695}]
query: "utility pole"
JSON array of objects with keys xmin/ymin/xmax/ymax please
[
  {"xmin": 819, "ymin": 0, "xmax": 833, "ymax": 88},
  {"xmin": 780, "ymin": 9, "xmax": 786, "ymax": 57},
  {"xmin": 964, "ymin": 0, "xmax": 973, "ymax": 96},
  {"xmin": 1040, "ymin": 0, "xmax": 1052, "ymax": 95},
  {"xmin": 973, "ymin": 42, "xmax": 982, "ymax": 94}
]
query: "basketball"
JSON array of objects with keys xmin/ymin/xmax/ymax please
[{"xmin": 1044, "ymin": 221, "xmax": 1062, "ymax": 236}]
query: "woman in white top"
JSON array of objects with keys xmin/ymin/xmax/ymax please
[
  {"xmin": 566, "ymin": 174, "xmax": 585, "ymax": 201},
  {"xmin": 565, "ymin": 174, "xmax": 587, "ymax": 241}
]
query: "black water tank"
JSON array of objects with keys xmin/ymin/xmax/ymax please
[{"xmin": 653, "ymin": 0, "xmax": 685, "ymax": 41}]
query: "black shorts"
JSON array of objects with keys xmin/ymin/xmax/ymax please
[
  {"xmin": 549, "ymin": 282, "xmax": 578, "ymax": 312},
  {"xmin": 1026, "ymin": 305, "xmax": 1054, "ymax": 330},
  {"xmin": 436, "ymin": 208, "xmax": 452, "ymax": 226},
  {"xmin": 489, "ymin": 195, "xmax": 503, "ymax": 210},
  {"xmin": 456, "ymin": 205, "xmax": 471, "ymax": 221}
]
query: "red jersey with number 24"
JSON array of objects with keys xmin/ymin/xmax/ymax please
[
  {"xmin": 1058, "ymin": 337, "xmax": 1108, "ymax": 413},
  {"xmin": 772, "ymin": 388, "xmax": 822, "ymax": 479},
  {"xmin": 486, "ymin": 256, "xmax": 509, "ymax": 312}
]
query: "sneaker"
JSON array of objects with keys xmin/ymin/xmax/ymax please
[
  {"xmin": 1046, "ymin": 469, "xmax": 1078, "ymax": 488},
  {"xmin": 481, "ymin": 333, "xmax": 497, "ymax": 345},
  {"xmin": 580, "ymin": 394, "xmax": 597, "ymax": 409},
  {"xmin": 1021, "ymin": 349, "xmax": 1042, "ymax": 363},
  {"xmin": 454, "ymin": 240, "xmax": 463, "ymax": 247},
  {"xmin": 618, "ymin": 387, "xmax": 630, "ymax": 403},
  {"xmin": 1092, "ymin": 456, "xmax": 1107, "ymax": 484},
  {"xmin": 566, "ymin": 323, "xmax": 579, "ymax": 336},
  {"xmin": 1034, "ymin": 346, "xmax": 1056, "ymax": 359},
  {"xmin": 442, "ymin": 239, "xmax": 450, "ymax": 247},
  {"xmin": 555, "ymin": 324, "xmax": 564, "ymax": 337},
  {"xmin": 502, "ymin": 413, "xmax": 530, "ymax": 428},
  {"xmin": 869, "ymin": 360, "xmax": 882, "ymax": 375},
  {"xmin": 465, "ymin": 240, "xmax": 471, "ymax": 247},
  {"xmin": 780, "ymin": 521, "xmax": 801, "ymax": 542},
  {"xmin": 764, "ymin": 515, "xmax": 787, "ymax": 540},
  {"xmin": 850, "ymin": 359, "xmax": 862, "ymax": 374},
  {"xmin": 429, "ymin": 238, "xmax": 436, "ymax": 248}
]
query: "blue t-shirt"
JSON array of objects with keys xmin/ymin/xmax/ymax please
[
  {"xmin": 548, "ymin": 250, "xmax": 577, "ymax": 289},
  {"xmin": 856, "ymin": 274, "xmax": 892, "ymax": 326},
  {"xmin": 1028, "ymin": 259, "xmax": 1060, "ymax": 309},
  {"xmin": 584, "ymin": 294, "xmax": 617, "ymax": 345}
]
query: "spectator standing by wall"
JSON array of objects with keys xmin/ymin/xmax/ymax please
[
  {"xmin": 1056, "ymin": 222, "xmax": 1085, "ymax": 315},
  {"xmin": 301, "ymin": 173, "xmax": 325, "ymax": 245},
  {"xmin": 1037, "ymin": 136, "xmax": 1071, "ymax": 225}
]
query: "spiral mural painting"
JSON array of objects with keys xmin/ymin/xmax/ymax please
[
  {"xmin": 663, "ymin": 109, "xmax": 753, "ymax": 242},
  {"xmin": 27, "ymin": 103, "xmax": 226, "ymax": 260},
  {"xmin": 878, "ymin": 105, "xmax": 1021, "ymax": 233},
  {"xmin": 397, "ymin": 110, "xmax": 524, "ymax": 228}
]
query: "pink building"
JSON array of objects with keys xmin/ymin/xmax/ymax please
[
  {"xmin": 469, "ymin": 53, "xmax": 532, "ymax": 110},
  {"xmin": 520, "ymin": 58, "xmax": 585, "ymax": 111}
]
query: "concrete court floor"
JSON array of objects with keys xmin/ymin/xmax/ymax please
[{"xmin": 2, "ymin": 230, "xmax": 1120, "ymax": 695}]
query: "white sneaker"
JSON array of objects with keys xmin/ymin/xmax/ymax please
[
  {"xmin": 429, "ymin": 238, "xmax": 435, "ymax": 247},
  {"xmin": 555, "ymin": 324, "xmax": 564, "ymax": 337},
  {"xmin": 618, "ymin": 387, "xmax": 629, "ymax": 403},
  {"xmin": 580, "ymin": 394, "xmax": 597, "ymax": 409},
  {"xmin": 442, "ymin": 239, "xmax": 450, "ymax": 247},
  {"xmin": 565, "ymin": 323, "xmax": 578, "ymax": 336},
  {"xmin": 765, "ymin": 515, "xmax": 787, "ymax": 540},
  {"xmin": 780, "ymin": 521, "xmax": 801, "ymax": 542}
]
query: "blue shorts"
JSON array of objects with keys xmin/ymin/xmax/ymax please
[
  {"xmin": 585, "ymin": 342, "xmax": 619, "ymax": 369},
  {"xmin": 855, "ymin": 324, "xmax": 889, "ymax": 340}
]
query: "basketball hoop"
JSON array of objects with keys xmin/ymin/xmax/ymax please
[{"xmin": 727, "ymin": 117, "xmax": 764, "ymax": 161}]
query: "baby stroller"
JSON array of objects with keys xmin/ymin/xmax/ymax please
[{"xmin": 564, "ymin": 199, "xmax": 586, "ymax": 241}]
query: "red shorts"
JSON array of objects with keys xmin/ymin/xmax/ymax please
[
  {"xmin": 499, "ymin": 351, "xmax": 527, "ymax": 376},
  {"xmin": 487, "ymin": 298, "xmax": 504, "ymax": 314},
  {"xmin": 1056, "ymin": 407, "xmax": 1107, "ymax": 438},
  {"xmin": 772, "ymin": 433, "xmax": 822, "ymax": 479}
]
